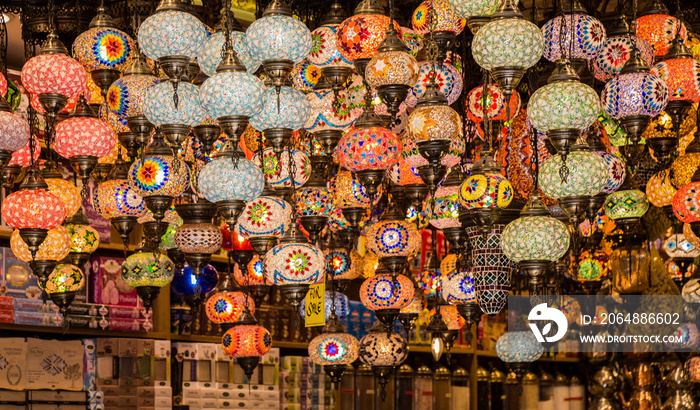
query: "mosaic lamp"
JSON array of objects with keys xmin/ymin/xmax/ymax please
[
  {"xmin": 635, "ymin": 0, "xmax": 687, "ymax": 57},
  {"xmin": 54, "ymin": 98, "xmax": 116, "ymax": 187},
  {"xmin": 143, "ymin": 81, "xmax": 206, "ymax": 152},
  {"xmin": 495, "ymin": 330, "xmax": 544, "ymax": 380},
  {"xmin": 411, "ymin": 0, "xmax": 466, "ymax": 64},
  {"xmin": 326, "ymin": 247, "xmax": 360, "ymax": 284},
  {"xmin": 72, "ymin": 4, "xmax": 135, "ymax": 95},
  {"xmin": 358, "ymin": 323, "xmax": 408, "ymax": 401},
  {"xmin": 10, "ymin": 226, "xmax": 70, "ymax": 289},
  {"xmin": 263, "ymin": 223, "xmax": 325, "ymax": 312},
  {"xmin": 471, "ymin": 0, "xmax": 544, "ymax": 98},
  {"xmin": 309, "ymin": 3, "xmax": 354, "ymax": 95},
  {"xmin": 205, "ymin": 291, "xmax": 255, "ymax": 325},
  {"xmin": 663, "ymin": 233, "xmax": 700, "ymax": 287},
  {"xmin": 245, "ymin": 0, "xmax": 312, "ymax": 92},
  {"xmin": 121, "ymin": 251, "xmax": 175, "ymax": 309},
  {"xmin": 447, "ymin": 0, "xmax": 504, "ymax": 34},
  {"xmin": 406, "ymin": 61, "xmax": 463, "ymax": 108},
  {"xmin": 398, "ymin": 285, "xmax": 425, "ymax": 331},
  {"xmin": 300, "ymin": 291, "xmax": 351, "ymax": 321},
  {"xmin": 529, "ymin": 60, "xmax": 601, "ymax": 161},
  {"xmin": 174, "ymin": 202, "xmax": 222, "ymax": 282},
  {"xmin": 443, "ymin": 262, "xmax": 482, "ymax": 343},
  {"xmin": 360, "ymin": 272, "xmax": 414, "ymax": 329},
  {"xmin": 365, "ymin": 206, "xmax": 421, "ymax": 275},
  {"xmin": 651, "ymin": 35, "xmax": 700, "ymax": 134},
  {"xmin": 609, "ymin": 229, "xmax": 651, "ymax": 294},
  {"xmin": 571, "ymin": 250, "xmax": 611, "ymax": 292},
  {"xmin": 672, "ymin": 168, "xmax": 700, "ymax": 232},
  {"xmin": 45, "ymin": 263, "xmax": 86, "ymax": 320},
  {"xmin": 590, "ymin": 15, "xmax": 654, "ymax": 83},
  {"xmin": 238, "ymin": 196, "xmax": 293, "ymax": 256},
  {"xmin": 336, "ymin": 0, "xmax": 394, "ymax": 64},
  {"xmin": 308, "ymin": 312, "xmax": 360, "ymax": 388},
  {"xmin": 424, "ymin": 173, "xmax": 462, "ymax": 230},
  {"xmin": 137, "ymin": 0, "xmax": 207, "ymax": 82},
  {"xmin": 465, "ymin": 83, "xmax": 520, "ymax": 124},
  {"xmin": 171, "ymin": 263, "xmax": 219, "ymax": 314},
  {"xmin": 601, "ymin": 42, "xmax": 669, "ymax": 147},
  {"xmin": 197, "ymin": 16, "xmax": 258, "ymax": 77},
  {"xmin": 63, "ymin": 206, "xmax": 100, "ymax": 269},
  {"xmin": 40, "ymin": 165, "xmax": 81, "ymax": 219},
  {"xmin": 253, "ymin": 148, "xmax": 311, "ymax": 189},
  {"xmin": 222, "ymin": 309, "xmax": 272, "ymax": 381},
  {"xmin": 249, "ymin": 86, "xmax": 311, "ymax": 155},
  {"xmin": 604, "ymin": 173, "xmax": 650, "ymax": 234},
  {"xmin": 502, "ymin": 195, "xmax": 570, "ymax": 295},
  {"xmin": 0, "ymin": 99, "xmax": 30, "ymax": 169},
  {"xmin": 540, "ymin": 3, "xmax": 607, "ymax": 73}
]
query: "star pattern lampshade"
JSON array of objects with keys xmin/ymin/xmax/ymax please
[
  {"xmin": 304, "ymin": 88, "xmax": 361, "ymax": 132},
  {"xmin": 388, "ymin": 159, "xmax": 423, "ymax": 186},
  {"xmin": 406, "ymin": 62, "xmax": 463, "ymax": 107},
  {"xmin": 290, "ymin": 60, "xmax": 322, "ymax": 93},
  {"xmin": 253, "ymin": 148, "xmax": 311, "ymax": 188},
  {"xmin": 541, "ymin": 14, "xmax": 607, "ymax": 62},
  {"xmin": 309, "ymin": 332, "xmax": 360, "ymax": 366},
  {"xmin": 635, "ymin": 13, "xmax": 687, "ymax": 57},
  {"xmin": 65, "ymin": 224, "xmax": 100, "ymax": 254},
  {"xmin": 539, "ymin": 151, "xmax": 608, "ymax": 199},
  {"xmin": 73, "ymin": 26, "xmax": 135, "ymax": 72},
  {"xmin": 245, "ymin": 13, "xmax": 312, "ymax": 65},
  {"xmin": 296, "ymin": 186, "xmax": 335, "ymax": 218},
  {"xmin": 308, "ymin": 24, "xmax": 353, "ymax": 68},
  {"xmin": 143, "ymin": 82, "xmax": 206, "ymax": 127},
  {"xmin": 2, "ymin": 189, "xmax": 66, "ymax": 230},
  {"xmin": 601, "ymin": 71, "xmax": 669, "ymax": 120},
  {"xmin": 571, "ymin": 250, "xmax": 610, "ymax": 283},
  {"xmin": 238, "ymin": 196, "xmax": 292, "ymax": 238},
  {"xmin": 406, "ymin": 104, "xmax": 461, "ymax": 142},
  {"xmin": 222, "ymin": 324, "xmax": 272, "ymax": 358},
  {"xmin": 264, "ymin": 242, "xmax": 325, "ymax": 285},
  {"xmin": 466, "ymin": 84, "xmax": 520, "ymax": 123},
  {"xmin": 138, "ymin": 10, "xmax": 207, "ymax": 61},
  {"xmin": 501, "ymin": 215, "xmax": 570, "ymax": 263},
  {"xmin": 250, "ymin": 86, "xmax": 311, "ymax": 132},
  {"xmin": 360, "ymin": 274, "xmax": 414, "ymax": 311},
  {"xmin": 21, "ymin": 53, "xmax": 87, "ymax": 100},
  {"xmin": 121, "ymin": 252, "xmax": 175, "ymax": 288},
  {"xmin": 129, "ymin": 155, "xmax": 190, "ymax": 198},
  {"xmin": 604, "ymin": 189, "xmax": 649, "ymax": 220},
  {"xmin": 198, "ymin": 157, "xmax": 264, "ymax": 203},
  {"xmin": 365, "ymin": 44, "xmax": 420, "ymax": 90},
  {"xmin": 337, "ymin": 126, "xmax": 401, "ymax": 171},
  {"xmin": 459, "ymin": 172, "xmax": 514, "ymax": 209},
  {"xmin": 596, "ymin": 151, "xmax": 626, "ymax": 194},
  {"xmin": 0, "ymin": 111, "xmax": 31, "ymax": 153},
  {"xmin": 205, "ymin": 291, "xmax": 255, "ymax": 324},
  {"xmin": 93, "ymin": 179, "xmax": 147, "ymax": 219},
  {"xmin": 54, "ymin": 116, "xmax": 116, "ymax": 159},
  {"xmin": 336, "ymin": 14, "xmax": 397, "ymax": 62},
  {"xmin": 197, "ymin": 31, "xmax": 259, "ymax": 77},
  {"xmin": 411, "ymin": 0, "xmax": 466, "ymax": 35},
  {"xmin": 495, "ymin": 331, "xmax": 544, "ymax": 363},
  {"xmin": 441, "ymin": 269, "xmax": 476, "ymax": 305},
  {"xmin": 365, "ymin": 220, "xmax": 421, "ymax": 258},
  {"xmin": 10, "ymin": 226, "xmax": 71, "ymax": 262},
  {"xmin": 107, "ymin": 75, "xmax": 160, "ymax": 119},
  {"xmin": 44, "ymin": 264, "xmax": 85, "ymax": 294},
  {"xmin": 591, "ymin": 34, "xmax": 654, "ymax": 82},
  {"xmin": 233, "ymin": 254, "xmax": 270, "ymax": 286}
]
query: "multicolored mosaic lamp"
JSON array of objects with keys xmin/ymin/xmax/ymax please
[
  {"xmin": 63, "ymin": 204, "xmax": 100, "ymax": 269},
  {"xmin": 604, "ymin": 173, "xmax": 650, "ymax": 234},
  {"xmin": 358, "ymin": 323, "xmax": 408, "ymax": 401},
  {"xmin": 238, "ymin": 196, "xmax": 292, "ymax": 256},
  {"xmin": 635, "ymin": 0, "xmax": 687, "ymax": 57},
  {"xmin": 308, "ymin": 312, "xmax": 360, "ymax": 388},
  {"xmin": 222, "ymin": 309, "xmax": 272, "ymax": 382},
  {"xmin": 360, "ymin": 272, "xmax": 414, "ymax": 329},
  {"xmin": 310, "ymin": 2, "xmax": 354, "ymax": 96},
  {"xmin": 0, "ymin": 92, "xmax": 30, "ymax": 169},
  {"xmin": 44, "ymin": 264, "xmax": 85, "ymax": 323},
  {"xmin": 495, "ymin": 330, "xmax": 544, "ymax": 380},
  {"xmin": 300, "ymin": 291, "xmax": 350, "ymax": 321},
  {"xmin": 365, "ymin": 206, "xmax": 421, "ymax": 275},
  {"xmin": 205, "ymin": 291, "xmax": 255, "ymax": 325},
  {"xmin": 10, "ymin": 226, "xmax": 70, "ymax": 290},
  {"xmin": 590, "ymin": 15, "xmax": 654, "ymax": 83},
  {"xmin": 121, "ymin": 251, "xmax": 175, "ymax": 309}
]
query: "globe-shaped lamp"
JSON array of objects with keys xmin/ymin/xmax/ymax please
[
  {"xmin": 121, "ymin": 251, "xmax": 175, "ymax": 308},
  {"xmin": 205, "ymin": 291, "xmax": 255, "ymax": 324}
]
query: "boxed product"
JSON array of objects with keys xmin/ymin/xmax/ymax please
[
  {"xmin": 152, "ymin": 340, "xmax": 170, "ymax": 382},
  {"xmin": 214, "ymin": 345, "xmax": 233, "ymax": 384},
  {"xmin": 83, "ymin": 339, "xmax": 97, "ymax": 392},
  {"xmin": 0, "ymin": 248, "xmax": 43, "ymax": 299},
  {"xmin": 260, "ymin": 348, "xmax": 279, "ymax": 385},
  {"xmin": 87, "ymin": 255, "xmax": 135, "ymax": 307},
  {"xmin": 172, "ymin": 342, "xmax": 197, "ymax": 382}
]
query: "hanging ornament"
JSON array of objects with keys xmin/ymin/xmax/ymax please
[{"xmin": 358, "ymin": 323, "xmax": 408, "ymax": 401}]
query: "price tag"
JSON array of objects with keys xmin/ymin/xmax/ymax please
[{"xmin": 304, "ymin": 282, "xmax": 325, "ymax": 327}]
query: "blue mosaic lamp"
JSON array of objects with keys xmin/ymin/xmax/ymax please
[
  {"xmin": 245, "ymin": 0, "xmax": 312, "ymax": 94},
  {"xmin": 250, "ymin": 85, "xmax": 311, "ymax": 155},
  {"xmin": 308, "ymin": 311, "xmax": 359, "ymax": 388},
  {"xmin": 300, "ymin": 290, "xmax": 351, "ymax": 320},
  {"xmin": 137, "ymin": 0, "xmax": 207, "ymax": 82},
  {"xmin": 197, "ymin": 17, "xmax": 260, "ymax": 77},
  {"xmin": 495, "ymin": 330, "xmax": 544, "ymax": 380}
]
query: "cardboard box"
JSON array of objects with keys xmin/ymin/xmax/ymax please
[
  {"xmin": 136, "ymin": 386, "xmax": 172, "ymax": 398},
  {"xmin": 109, "ymin": 317, "xmax": 152, "ymax": 332},
  {"xmin": 27, "ymin": 390, "xmax": 86, "ymax": 402},
  {"xmin": 83, "ymin": 338, "xmax": 97, "ymax": 392},
  {"xmin": 172, "ymin": 342, "xmax": 197, "ymax": 382},
  {"xmin": 88, "ymin": 255, "xmax": 135, "ymax": 306},
  {"xmin": 117, "ymin": 396, "xmax": 137, "ymax": 407}
]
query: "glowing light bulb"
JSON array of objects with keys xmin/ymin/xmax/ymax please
[{"xmin": 431, "ymin": 336, "xmax": 445, "ymax": 361}]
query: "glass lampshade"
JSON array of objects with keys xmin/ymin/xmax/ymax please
[
  {"xmin": 250, "ymin": 86, "xmax": 311, "ymax": 132},
  {"xmin": 263, "ymin": 242, "xmax": 325, "ymax": 285},
  {"xmin": 233, "ymin": 254, "xmax": 270, "ymax": 286},
  {"xmin": 406, "ymin": 105, "xmax": 461, "ymax": 142},
  {"xmin": 541, "ymin": 14, "xmax": 606, "ymax": 62},
  {"xmin": 465, "ymin": 83, "xmax": 520, "ymax": 123},
  {"xmin": 442, "ymin": 269, "xmax": 476, "ymax": 305},
  {"xmin": 245, "ymin": 13, "xmax": 312, "ymax": 65},
  {"xmin": 120, "ymin": 251, "xmax": 175, "ymax": 288},
  {"xmin": 66, "ymin": 224, "xmax": 100, "ymax": 254},
  {"xmin": 447, "ymin": 0, "xmax": 510, "ymax": 18},
  {"xmin": 571, "ymin": 250, "xmax": 611, "ymax": 283},
  {"xmin": 635, "ymin": 14, "xmax": 687, "ymax": 57},
  {"xmin": 458, "ymin": 173, "xmax": 514, "ymax": 209},
  {"xmin": 472, "ymin": 17, "xmax": 544, "ymax": 72},
  {"xmin": 205, "ymin": 291, "xmax": 255, "ymax": 324},
  {"xmin": 596, "ymin": 151, "xmax": 626, "ymax": 194},
  {"xmin": 73, "ymin": 26, "xmax": 135, "ymax": 72},
  {"xmin": 21, "ymin": 53, "xmax": 87, "ymax": 100},
  {"xmin": 137, "ymin": 10, "xmax": 207, "ymax": 61},
  {"xmin": 501, "ymin": 215, "xmax": 570, "ymax": 263},
  {"xmin": 610, "ymin": 245, "xmax": 650, "ymax": 294},
  {"xmin": 671, "ymin": 152, "xmax": 700, "ymax": 189},
  {"xmin": 601, "ymin": 72, "xmax": 669, "ymax": 120},
  {"xmin": 143, "ymin": 82, "xmax": 206, "ymax": 127},
  {"xmin": 365, "ymin": 47, "xmax": 420, "ymax": 90},
  {"xmin": 222, "ymin": 324, "xmax": 272, "ymax": 358},
  {"xmin": 663, "ymin": 234, "xmax": 700, "ymax": 259},
  {"xmin": 652, "ymin": 58, "xmax": 700, "ymax": 103},
  {"xmin": 467, "ymin": 225, "xmax": 516, "ymax": 316},
  {"xmin": 360, "ymin": 274, "xmax": 414, "ymax": 311},
  {"xmin": 45, "ymin": 178, "xmax": 81, "ymax": 218},
  {"xmin": 238, "ymin": 196, "xmax": 292, "ymax": 238},
  {"xmin": 365, "ymin": 220, "xmax": 421, "ymax": 258},
  {"xmin": 425, "ymin": 185, "xmax": 461, "ymax": 229},
  {"xmin": 54, "ymin": 116, "xmax": 116, "ymax": 159},
  {"xmin": 432, "ymin": 305, "xmax": 465, "ymax": 330},
  {"xmin": 44, "ymin": 264, "xmax": 85, "ymax": 294},
  {"xmin": 308, "ymin": 24, "xmax": 353, "ymax": 68},
  {"xmin": 304, "ymin": 87, "xmax": 361, "ymax": 132},
  {"xmin": 440, "ymin": 254, "xmax": 458, "ymax": 276},
  {"xmin": 198, "ymin": 157, "xmax": 264, "ymax": 203},
  {"xmin": 591, "ymin": 35, "xmax": 654, "ymax": 82},
  {"xmin": 336, "ymin": 14, "xmax": 396, "ymax": 62},
  {"xmin": 539, "ymin": 151, "xmax": 608, "ymax": 199},
  {"xmin": 387, "ymin": 159, "xmax": 423, "ymax": 186},
  {"xmin": 174, "ymin": 223, "xmax": 223, "ymax": 255},
  {"xmin": 329, "ymin": 169, "xmax": 380, "ymax": 209},
  {"xmin": 128, "ymin": 155, "xmax": 190, "ymax": 198},
  {"xmin": 337, "ymin": 126, "xmax": 401, "ymax": 172},
  {"xmin": 171, "ymin": 263, "xmax": 218, "ymax": 295},
  {"xmin": 2, "ymin": 189, "xmax": 66, "ymax": 230},
  {"xmin": 300, "ymin": 291, "xmax": 350, "ymax": 320},
  {"xmin": 672, "ymin": 182, "xmax": 700, "ymax": 223},
  {"xmin": 253, "ymin": 148, "xmax": 310, "ymax": 188},
  {"xmin": 400, "ymin": 292, "xmax": 426, "ymax": 316},
  {"xmin": 10, "ymin": 226, "xmax": 71, "ymax": 262},
  {"xmin": 309, "ymin": 332, "xmax": 360, "ymax": 366},
  {"xmin": 8, "ymin": 136, "xmax": 41, "ymax": 167},
  {"xmin": 0, "ymin": 111, "xmax": 30, "ymax": 153},
  {"xmin": 604, "ymin": 189, "xmax": 649, "ymax": 220},
  {"xmin": 495, "ymin": 331, "xmax": 544, "ymax": 363},
  {"xmin": 93, "ymin": 179, "xmax": 147, "ymax": 219},
  {"xmin": 684, "ymin": 223, "xmax": 700, "ymax": 248},
  {"xmin": 358, "ymin": 328, "xmax": 408, "ymax": 367},
  {"xmin": 290, "ymin": 60, "xmax": 322, "ymax": 93},
  {"xmin": 197, "ymin": 31, "xmax": 259, "ymax": 77},
  {"xmin": 296, "ymin": 187, "xmax": 335, "ymax": 218},
  {"xmin": 107, "ymin": 74, "xmax": 160, "ymax": 119},
  {"xmin": 199, "ymin": 67, "xmax": 266, "ymax": 120},
  {"xmin": 412, "ymin": 0, "xmax": 466, "ymax": 35},
  {"xmin": 403, "ymin": 134, "xmax": 465, "ymax": 169},
  {"xmin": 326, "ymin": 248, "xmax": 358, "ymax": 280},
  {"xmin": 528, "ymin": 79, "xmax": 600, "ymax": 132},
  {"xmin": 406, "ymin": 62, "xmax": 462, "ymax": 107}
]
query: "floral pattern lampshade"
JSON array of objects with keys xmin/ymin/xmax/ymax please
[
  {"xmin": 2, "ymin": 189, "xmax": 65, "ymax": 230},
  {"xmin": 329, "ymin": 170, "xmax": 380, "ymax": 209},
  {"xmin": 199, "ymin": 69, "xmax": 266, "ymax": 120},
  {"xmin": 326, "ymin": 248, "xmax": 358, "ymax": 280},
  {"xmin": 412, "ymin": 0, "xmax": 466, "ymax": 35},
  {"xmin": 250, "ymin": 86, "xmax": 311, "ymax": 132},
  {"xmin": 143, "ymin": 82, "xmax": 206, "ymax": 127},
  {"xmin": 21, "ymin": 53, "xmax": 87, "ymax": 100},
  {"xmin": 360, "ymin": 274, "xmax": 414, "ymax": 311},
  {"xmin": 365, "ymin": 220, "xmax": 421, "ymax": 258},
  {"xmin": 406, "ymin": 62, "xmax": 463, "ymax": 107},
  {"xmin": 300, "ymin": 291, "xmax": 351, "ymax": 320},
  {"xmin": 467, "ymin": 224, "xmax": 516, "ymax": 316},
  {"xmin": 107, "ymin": 75, "xmax": 159, "ymax": 119},
  {"xmin": 459, "ymin": 172, "xmax": 514, "ymax": 209},
  {"xmin": 424, "ymin": 185, "xmax": 461, "ymax": 229},
  {"xmin": 466, "ymin": 84, "xmax": 520, "ymax": 123},
  {"xmin": 128, "ymin": 155, "xmax": 190, "ymax": 198},
  {"xmin": 601, "ymin": 72, "xmax": 669, "ymax": 119},
  {"xmin": 264, "ymin": 242, "xmax": 325, "ymax": 285},
  {"xmin": 93, "ymin": 179, "xmax": 147, "ymax": 219},
  {"xmin": 308, "ymin": 24, "xmax": 353, "ymax": 68},
  {"xmin": 44, "ymin": 264, "xmax": 85, "ymax": 294},
  {"xmin": 672, "ymin": 182, "xmax": 700, "ymax": 224},
  {"xmin": 596, "ymin": 151, "xmax": 626, "ymax": 194},
  {"xmin": 472, "ymin": 17, "xmax": 544, "ymax": 71},
  {"xmin": 198, "ymin": 157, "xmax": 264, "ymax": 203},
  {"xmin": 10, "ymin": 226, "xmax": 71, "ymax": 262},
  {"xmin": 45, "ymin": 178, "xmax": 81, "ymax": 218},
  {"xmin": 635, "ymin": 14, "xmax": 687, "ymax": 57},
  {"xmin": 0, "ymin": 111, "xmax": 30, "ymax": 153},
  {"xmin": 652, "ymin": 58, "xmax": 700, "ymax": 103},
  {"xmin": 604, "ymin": 189, "xmax": 649, "ymax": 220},
  {"xmin": 528, "ymin": 80, "xmax": 601, "ymax": 132},
  {"xmin": 337, "ymin": 126, "xmax": 401, "ymax": 172},
  {"xmin": 138, "ymin": 10, "xmax": 207, "ymax": 61},
  {"xmin": 309, "ymin": 332, "xmax": 359, "ymax": 366},
  {"xmin": 253, "ymin": 148, "xmax": 310, "ymax": 188},
  {"xmin": 238, "ymin": 196, "xmax": 292, "ymax": 238},
  {"xmin": 336, "ymin": 14, "xmax": 397, "ymax": 62},
  {"xmin": 197, "ymin": 31, "xmax": 259, "ymax": 77},
  {"xmin": 388, "ymin": 159, "xmax": 423, "ymax": 186},
  {"xmin": 442, "ymin": 269, "xmax": 476, "ymax": 305},
  {"xmin": 54, "ymin": 116, "xmax": 116, "ymax": 159},
  {"xmin": 245, "ymin": 14, "xmax": 312, "ymax": 65},
  {"xmin": 541, "ymin": 14, "xmax": 606, "ymax": 62},
  {"xmin": 403, "ymin": 135, "xmax": 465, "ymax": 169},
  {"xmin": 495, "ymin": 331, "xmax": 544, "ymax": 363},
  {"xmin": 120, "ymin": 252, "xmax": 174, "ymax": 288},
  {"xmin": 539, "ymin": 151, "xmax": 608, "ymax": 199},
  {"xmin": 296, "ymin": 187, "xmax": 335, "ymax": 218},
  {"xmin": 205, "ymin": 291, "xmax": 255, "ymax": 324},
  {"xmin": 406, "ymin": 105, "xmax": 461, "ymax": 142},
  {"xmin": 591, "ymin": 35, "xmax": 654, "ymax": 82},
  {"xmin": 501, "ymin": 215, "xmax": 570, "ymax": 263},
  {"xmin": 304, "ymin": 88, "xmax": 361, "ymax": 132},
  {"xmin": 359, "ymin": 329, "xmax": 408, "ymax": 367},
  {"xmin": 73, "ymin": 27, "xmax": 135, "ymax": 72},
  {"xmin": 175, "ymin": 223, "xmax": 223, "ymax": 255},
  {"xmin": 222, "ymin": 324, "xmax": 272, "ymax": 359},
  {"xmin": 65, "ymin": 224, "xmax": 100, "ymax": 254}
]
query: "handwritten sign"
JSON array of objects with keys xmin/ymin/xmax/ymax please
[{"xmin": 305, "ymin": 282, "xmax": 325, "ymax": 327}]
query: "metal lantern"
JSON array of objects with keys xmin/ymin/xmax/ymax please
[{"xmin": 222, "ymin": 310, "xmax": 272, "ymax": 380}]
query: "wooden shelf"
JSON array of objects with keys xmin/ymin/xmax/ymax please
[{"xmin": 0, "ymin": 322, "xmax": 169, "ymax": 340}]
